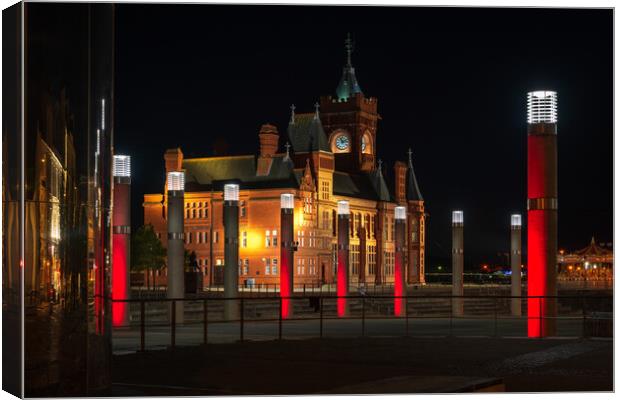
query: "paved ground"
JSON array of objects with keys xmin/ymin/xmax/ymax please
[
  {"xmin": 110, "ymin": 336, "xmax": 612, "ymax": 395},
  {"xmin": 113, "ymin": 317, "xmax": 587, "ymax": 353}
]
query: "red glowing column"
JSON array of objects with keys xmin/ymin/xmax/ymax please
[
  {"xmin": 112, "ymin": 155, "xmax": 131, "ymax": 328},
  {"xmin": 280, "ymin": 194, "xmax": 295, "ymax": 319},
  {"xmin": 337, "ymin": 201, "xmax": 350, "ymax": 317},
  {"xmin": 526, "ymin": 91, "xmax": 558, "ymax": 338},
  {"xmin": 394, "ymin": 206, "xmax": 406, "ymax": 316}
]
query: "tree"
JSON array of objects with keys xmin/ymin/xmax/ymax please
[{"xmin": 131, "ymin": 224, "xmax": 166, "ymax": 290}]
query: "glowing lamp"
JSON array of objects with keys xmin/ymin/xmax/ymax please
[
  {"xmin": 527, "ymin": 90, "xmax": 557, "ymax": 124},
  {"xmin": 452, "ymin": 210, "xmax": 464, "ymax": 224},
  {"xmin": 113, "ymin": 155, "xmax": 131, "ymax": 177},
  {"xmin": 337, "ymin": 200, "xmax": 350, "ymax": 215},
  {"xmin": 167, "ymin": 171, "xmax": 185, "ymax": 191},
  {"xmin": 511, "ymin": 214, "xmax": 522, "ymax": 227},
  {"xmin": 394, "ymin": 206, "xmax": 406, "ymax": 220},
  {"xmin": 280, "ymin": 193, "xmax": 294, "ymax": 209},
  {"xmin": 224, "ymin": 184, "xmax": 239, "ymax": 201}
]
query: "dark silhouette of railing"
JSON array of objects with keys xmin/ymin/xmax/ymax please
[{"xmin": 109, "ymin": 293, "xmax": 612, "ymax": 352}]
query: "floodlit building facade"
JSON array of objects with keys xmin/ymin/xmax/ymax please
[{"xmin": 143, "ymin": 37, "xmax": 426, "ymax": 288}]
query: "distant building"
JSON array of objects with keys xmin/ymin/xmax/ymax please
[
  {"xmin": 557, "ymin": 237, "xmax": 613, "ymax": 281},
  {"xmin": 143, "ymin": 36, "xmax": 426, "ymax": 288}
]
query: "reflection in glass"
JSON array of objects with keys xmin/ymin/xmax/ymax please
[{"xmin": 2, "ymin": 3, "xmax": 115, "ymax": 396}]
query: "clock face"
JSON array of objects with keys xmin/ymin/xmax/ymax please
[{"xmin": 335, "ymin": 135, "xmax": 350, "ymax": 151}]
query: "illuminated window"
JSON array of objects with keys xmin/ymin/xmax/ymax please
[
  {"xmin": 272, "ymin": 258, "xmax": 278, "ymax": 275},
  {"xmin": 243, "ymin": 259, "xmax": 249, "ymax": 275},
  {"xmin": 368, "ymin": 245, "xmax": 377, "ymax": 275},
  {"xmin": 213, "ymin": 231, "xmax": 219, "ymax": 244},
  {"xmin": 240, "ymin": 200, "xmax": 247, "ymax": 218},
  {"xmin": 265, "ymin": 258, "xmax": 271, "ymax": 275},
  {"xmin": 265, "ymin": 230, "xmax": 271, "ymax": 247},
  {"xmin": 297, "ymin": 231, "xmax": 305, "ymax": 247},
  {"xmin": 272, "ymin": 230, "xmax": 278, "ymax": 247},
  {"xmin": 321, "ymin": 181, "xmax": 330, "ymax": 200},
  {"xmin": 242, "ymin": 231, "xmax": 247, "ymax": 248}
]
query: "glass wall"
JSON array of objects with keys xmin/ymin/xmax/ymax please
[
  {"xmin": 2, "ymin": 3, "xmax": 23, "ymax": 398},
  {"xmin": 2, "ymin": 3, "xmax": 115, "ymax": 396}
]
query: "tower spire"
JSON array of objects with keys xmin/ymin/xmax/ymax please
[
  {"xmin": 336, "ymin": 33, "xmax": 363, "ymax": 101},
  {"xmin": 284, "ymin": 142, "xmax": 291, "ymax": 159},
  {"xmin": 345, "ymin": 32, "xmax": 353, "ymax": 67},
  {"xmin": 406, "ymin": 149, "xmax": 423, "ymax": 201}
]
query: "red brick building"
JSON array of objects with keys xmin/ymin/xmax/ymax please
[{"xmin": 143, "ymin": 37, "xmax": 426, "ymax": 288}]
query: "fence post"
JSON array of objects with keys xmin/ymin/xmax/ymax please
[
  {"xmin": 171, "ymin": 300, "xmax": 176, "ymax": 348},
  {"xmin": 539, "ymin": 297, "xmax": 543, "ymax": 339},
  {"xmin": 493, "ymin": 297, "xmax": 498, "ymax": 337},
  {"xmin": 405, "ymin": 295, "xmax": 409, "ymax": 337},
  {"xmin": 240, "ymin": 297, "xmax": 244, "ymax": 342},
  {"xmin": 140, "ymin": 300, "xmax": 145, "ymax": 352},
  {"xmin": 449, "ymin": 296, "xmax": 453, "ymax": 337},
  {"xmin": 319, "ymin": 296, "xmax": 324, "ymax": 338},
  {"xmin": 582, "ymin": 296, "xmax": 587, "ymax": 338},
  {"xmin": 203, "ymin": 298, "xmax": 208, "ymax": 345},
  {"xmin": 361, "ymin": 296, "xmax": 365, "ymax": 337},
  {"xmin": 278, "ymin": 297, "xmax": 283, "ymax": 340}
]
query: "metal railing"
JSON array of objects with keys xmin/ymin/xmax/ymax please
[{"xmin": 110, "ymin": 294, "xmax": 612, "ymax": 352}]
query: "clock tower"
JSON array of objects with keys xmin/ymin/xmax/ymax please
[{"xmin": 320, "ymin": 34, "xmax": 379, "ymax": 173}]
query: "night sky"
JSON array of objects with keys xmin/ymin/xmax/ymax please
[{"xmin": 114, "ymin": 5, "xmax": 613, "ymax": 270}]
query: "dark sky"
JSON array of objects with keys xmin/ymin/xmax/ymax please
[{"xmin": 114, "ymin": 5, "xmax": 613, "ymax": 270}]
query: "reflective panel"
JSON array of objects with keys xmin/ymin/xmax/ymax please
[{"xmin": 1, "ymin": 3, "xmax": 116, "ymax": 396}]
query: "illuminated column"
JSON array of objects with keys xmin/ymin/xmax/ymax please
[
  {"xmin": 394, "ymin": 206, "xmax": 406, "ymax": 317},
  {"xmin": 452, "ymin": 211, "xmax": 464, "ymax": 317},
  {"xmin": 510, "ymin": 214, "xmax": 522, "ymax": 317},
  {"xmin": 112, "ymin": 155, "xmax": 131, "ymax": 327},
  {"xmin": 280, "ymin": 194, "xmax": 295, "ymax": 319},
  {"xmin": 167, "ymin": 171, "xmax": 185, "ymax": 324},
  {"xmin": 223, "ymin": 184, "xmax": 240, "ymax": 321},
  {"xmin": 337, "ymin": 201, "xmax": 350, "ymax": 317},
  {"xmin": 527, "ymin": 90, "xmax": 558, "ymax": 337}
]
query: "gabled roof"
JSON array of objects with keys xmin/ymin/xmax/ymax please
[
  {"xmin": 183, "ymin": 154, "xmax": 298, "ymax": 191},
  {"xmin": 333, "ymin": 170, "xmax": 392, "ymax": 202},
  {"xmin": 287, "ymin": 113, "xmax": 330, "ymax": 153}
]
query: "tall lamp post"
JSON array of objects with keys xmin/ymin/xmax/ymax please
[
  {"xmin": 223, "ymin": 183, "xmax": 240, "ymax": 321},
  {"xmin": 511, "ymin": 214, "xmax": 522, "ymax": 317},
  {"xmin": 280, "ymin": 193, "xmax": 295, "ymax": 319},
  {"xmin": 112, "ymin": 155, "xmax": 131, "ymax": 327},
  {"xmin": 527, "ymin": 90, "xmax": 558, "ymax": 337},
  {"xmin": 452, "ymin": 210, "xmax": 464, "ymax": 317},
  {"xmin": 337, "ymin": 200, "xmax": 350, "ymax": 317},
  {"xmin": 167, "ymin": 171, "xmax": 185, "ymax": 324},
  {"xmin": 394, "ymin": 206, "xmax": 406, "ymax": 317}
]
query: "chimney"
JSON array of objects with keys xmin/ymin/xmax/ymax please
[
  {"xmin": 164, "ymin": 147, "xmax": 184, "ymax": 173},
  {"xmin": 259, "ymin": 124, "xmax": 279, "ymax": 158},
  {"xmin": 394, "ymin": 161, "xmax": 407, "ymax": 204}
]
